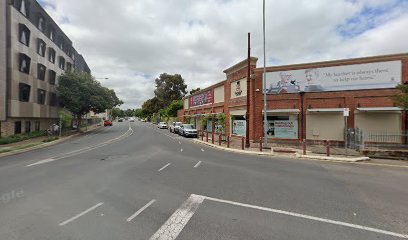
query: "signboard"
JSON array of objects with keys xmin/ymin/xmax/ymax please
[
  {"xmin": 230, "ymin": 78, "xmax": 247, "ymax": 99},
  {"xmin": 267, "ymin": 120, "xmax": 298, "ymax": 139},
  {"xmin": 265, "ymin": 61, "xmax": 401, "ymax": 94},
  {"xmin": 343, "ymin": 108, "xmax": 349, "ymax": 117},
  {"xmin": 232, "ymin": 120, "xmax": 246, "ymax": 136},
  {"xmin": 189, "ymin": 90, "xmax": 213, "ymax": 107}
]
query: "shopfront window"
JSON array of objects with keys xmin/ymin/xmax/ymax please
[
  {"xmin": 232, "ymin": 116, "xmax": 246, "ymax": 136},
  {"xmin": 266, "ymin": 115, "xmax": 298, "ymax": 139}
]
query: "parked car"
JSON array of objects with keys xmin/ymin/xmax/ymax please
[
  {"xmin": 141, "ymin": 119, "xmax": 146, "ymax": 122},
  {"xmin": 179, "ymin": 124, "xmax": 198, "ymax": 137},
  {"xmin": 129, "ymin": 117, "xmax": 135, "ymax": 122},
  {"xmin": 158, "ymin": 122, "xmax": 168, "ymax": 129},
  {"xmin": 104, "ymin": 120, "xmax": 113, "ymax": 126},
  {"xmin": 118, "ymin": 118, "xmax": 124, "ymax": 122},
  {"xmin": 169, "ymin": 122, "xmax": 182, "ymax": 133}
]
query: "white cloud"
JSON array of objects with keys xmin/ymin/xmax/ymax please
[{"xmin": 39, "ymin": 0, "xmax": 408, "ymax": 109}]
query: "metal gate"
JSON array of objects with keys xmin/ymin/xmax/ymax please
[{"xmin": 345, "ymin": 128, "xmax": 364, "ymax": 151}]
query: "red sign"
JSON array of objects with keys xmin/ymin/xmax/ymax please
[{"xmin": 189, "ymin": 90, "xmax": 213, "ymax": 107}]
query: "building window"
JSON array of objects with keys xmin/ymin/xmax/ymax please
[
  {"xmin": 19, "ymin": 24, "xmax": 30, "ymax": 46},
  {"xmin": 19, "ymin": 0, "xmax": 29, "ymax": 17},
  {"xmin": 49, "ymin": 92, "xmax": 57, "ymax": 106},
  {"xmin": 49, "ymin": 27, "xmax": 54, "ymax": 41},
  {"xmin": 48, "ymin": 70, "xmax": 56, "ymax": 85},
  {"xmin": 19, "ymin": 83, "xmax": 31, "ymax": 102},
  {"xmin": 37, "ymin": 39, "xmax": 46, "ymax": 57},
  {"xmin": 35, "ymin": 121, "xmax": 40, "ymax": 131},
  {"xmin": 25, "ymin": 121, "xmax": 31, "ymax": 133},
  {"xmin": 37, "ymin": 89, "xmax": 46, "ymax": 104},
  {"xmin": 48, "ymin": 48, "xmax": 55, "ymax": 63},
  {"xmin": 66, "ymin": 62, "xmax": 72, "ymax": 72},
  {"xmin": 37, "ymin": 64, "xmax": 46, "ymax": 80},
  {"xmin": 38, "ymin": 16, "xmax": 44, "ymax": 32},
  {"xmin": 19, "ymin": 53, "xmax": 31, "ymax": 74},
  {"xmin": 59, "ymin": 56, "xmax": 65, "ymax": 70},
  {"xmin": 14, "ymin": 121, "xmax": 22, "ymax": 134}
]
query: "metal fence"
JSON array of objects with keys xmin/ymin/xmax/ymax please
[{"xmin": 364, "ymin": 131, "xmax": 408, "ymax": 149}]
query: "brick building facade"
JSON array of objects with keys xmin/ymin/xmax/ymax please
[{"xmin": 179, "ymin": 53, "xmax": 408, "ymax": 144}]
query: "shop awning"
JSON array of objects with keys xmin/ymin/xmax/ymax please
[
  {"xmin": 307, "ymin": 108, "xmax": 344, "ymax": 113},
  {"xmin": 262, "ymin": 109, "xmax": 300, "ymax": 114},
  {"xmin": 229, "ymin": 109, "xmax": 246, "ymax": 116},
  {"xmin": 356, "ymin": 107, "xmax": 402, "ymax": 112}
]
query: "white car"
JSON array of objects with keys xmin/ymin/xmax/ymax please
[
  {"xmin": 129, "ymin": 117, "xmax": 135, "ymax": 122},
  {"xmin": 158, "ymin": 122, "xmax": 168, "ymax": 129}
]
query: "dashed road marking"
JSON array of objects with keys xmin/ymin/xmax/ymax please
[
  {"xmin": 193, "ymin": 161, "xmax": 202, "ymax": 168},
  {"xmin": 180, "ymin": 148, "xmax": 183, "ymax": 152},
  {"xmin": 201, "ymin": 148, "xmax": 205, "ymax": 152},
  {"xmin": 127, "ymin": 199, "xmax": 156, "ymax": 222},
  {"xmin": 158, "ymin": 163, "xmax": 171, "ymax": 172},
  {"xmin": 59, "ymin": 202, "xmax": 104, "ymax": 226}
]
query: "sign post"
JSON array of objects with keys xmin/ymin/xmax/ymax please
[{"xmin": 343, "ymin": 108, "xmax": 349, "ymax": 153}]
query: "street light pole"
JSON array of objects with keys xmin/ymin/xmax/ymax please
[
  {"xmin": 246, "ymin": 33, "xmax": 251, "ymax": 148},
  {"xmin": 263, "ymin": 0, "xmax": 268, "ymax": 146}
]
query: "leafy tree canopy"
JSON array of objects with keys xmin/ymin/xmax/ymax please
[
  {"xmin": 57, "ymin": 72, "xmax": 122, "ymax": 120},
  {"xmin": 154, "ymin": 73, "xmax": 187, "ymax": 107},
  {"xmin": 166, "ymin": 100, "xmax": 183, "ymax": 117},
  {"xmin": 393, "ymin": 84, "xmax": 408, "ymax": 110},
  {"xmin": 189, "ymin": 88, "xmax": 201, "ymax": 95}
]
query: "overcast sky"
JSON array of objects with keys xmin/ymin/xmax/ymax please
[{"xmin": 38, "ymin": 0, "xmax": 408, "ymax": 109}]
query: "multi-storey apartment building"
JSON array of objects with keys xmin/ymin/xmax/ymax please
[{"xmin": 0, "ymin": 0, "xmax": 90, "ymax": 137}]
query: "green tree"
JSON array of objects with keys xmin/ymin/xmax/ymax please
[
  {"xmin": 154, "ymin": 73, "xmax": 187, "ymax": 107},
  {"xmin": 111, "ymin": 107, "xmax": 125, "ymax": 119},
  {"xmin": 57, "ymin": 72, "xmax": 122, "ymax": 129},
  {"xmin": 392, "ymin": 84, "xmax": 408, "ymax": 110},
  {"xmin": 134, "ymin": 108, "xmax": 143, "ymax": 118},
  {"xmin": 166, "ymin": 100, "xmax": 183, "ymax": 117},
  {"xmin": 141, "ymin": 97, "xmax": 162, "ymax": 117},
  {"xmin": 189, "ymin": 88, "xmax": 201, "ymax": 95},
  {"xmin": 125, "ymin": 109, "xmax": 134, "ymax": 117}
]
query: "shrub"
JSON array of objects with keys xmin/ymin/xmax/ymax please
[{"xmin": 0, "ymin": 130, "xmax": 47, "ymax": 145}]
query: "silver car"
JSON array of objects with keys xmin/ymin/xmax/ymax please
[
  {"xmin": 158, "ymin": 122, "xmax": 168, "ymax": 129},
  {"xmin": 179, "ymin": 124, "xmax": 198, "ymax": 138}
]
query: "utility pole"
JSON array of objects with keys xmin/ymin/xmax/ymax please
[
  {"xmin": 245, "ymin": 32, "xmax": 251, "ymax": 148},
  {"xmin": 263, "ymin": 0, "xmax": 268, "ymax": 147}
]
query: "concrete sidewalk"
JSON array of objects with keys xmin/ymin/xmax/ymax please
[{"xmin": 194, "ymin": 138, "xmax": 369, "ymax": 162}]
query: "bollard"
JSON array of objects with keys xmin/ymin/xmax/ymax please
[
  {"xmin": 212, "ymin": 131, "xmax": 215, "ymax": 144},
  {"xmin": 302, "ymin": 139, "xmax": 306, "ymax": 155},
  {"xmin": 326, "ymin": 140, "xmax": 330, "ymax": 156},
  {"xmin": 218, "ymin": 134, "xmax": 222, "ymax": 146},
  {"xmin": 241, "ymin": 137, "xmax": 245, "ymax": 150},
  {"xmin": 227, "ymin": 136, "xmax": 230, "ymax": 148},
  {"xmin": 259, "ymin": 137, "xmax": 263, "ymax": 152},
  {"xmin": 206, "ymin": 132, "xmax": 209, "ymax": 142}
]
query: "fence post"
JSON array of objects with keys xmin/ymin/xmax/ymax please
[
  {"xmin": 212, "ymin": 131, "xmax": 215, "ymax": 144},
  {"xmin": 219, "ymin": 134, "xmax": 222, "ymax": 146},
  {"xmin": 201, "ymin": 130, "xmax": 204, "ymax": 141},
  {"xmin": 206, "ymin": 132, "xmax": 208, "ymax": 142},
  {"xmin": 241, "ymin": 137, "xmax": 245, "ymax": 150},
  {"xmin": 227, "ymin": 136, "xmax": 230, "ymax": 148},
  {"xmin": 302, "ymin": 139, "xmax": 306, "ymax": 155},
  {"xmin": 326, "ymin": 140, "xmax": 330, "ymax": 156},
  {"xmin": 259, "ymin": 137, "xmax": 263, "ymax": 152}
]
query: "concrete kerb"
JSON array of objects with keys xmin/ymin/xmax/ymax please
[
  {"xmin": 0, "ymin": 126, "xmax": 102, "ymax": 159},
  {"xmin": 193, "ymin": 139, "xmax": 370, "ymax": 163}
]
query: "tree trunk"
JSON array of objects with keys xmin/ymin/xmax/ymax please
[{"xmin": 77, "ymin": 115, "xmax": 82, "ymax": 132}]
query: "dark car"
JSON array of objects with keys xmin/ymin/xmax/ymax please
[
  {"xmin": 179, "ymin": 124, "xmax": 198, "ymax": 137},
  {"xmin": 104, "ymin": 120, "xmax": 113, "ymax": 126},
  {"xmin": 118, "ymin": 118, "xmax": 123, "ymax": 122}
]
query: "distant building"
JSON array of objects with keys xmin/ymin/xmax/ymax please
[{"xmin": 0, "ymin": 0, "xmax": 90, "ymax": 137}]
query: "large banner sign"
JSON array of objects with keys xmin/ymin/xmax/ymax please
[
  {"xmin": 190, "ymin": 90, "xmax": 213, "ymax": 107},
  {"xmin": 265, "ymin": 61, "xmax": 401, "ymax": 94}
]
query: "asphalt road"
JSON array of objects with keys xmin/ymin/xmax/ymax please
[{"xmin": 0, "ymin": 121, "xmax": 407, "ymax": 240}]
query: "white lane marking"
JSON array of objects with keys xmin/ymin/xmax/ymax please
[
  {"xmin": 193, "ymin": 161, "xmax": 202, "ymax": 168},
  {"xmin": 27, "ymin": 126, "xmax": 133, "ymax": 167},
  {"xmin": 178, "ymin": 141, "xmax": 181, "ymax": 145},
  {"xmin": 158, "ymin": 163, "xmax": 171, "ymax": 172},
  {"xmin": 203, "ymin": 195, "xmax": 408, "ymax": 239},
  {"xmin": 149, "ymin": 194, "xmax": 204, "ymax": 240},
  {"xmin": 201, "ymin": 148, "xmax": 205, "ymax": 152},
  {"xmin": 150, "ymin": 194, "xmax": 408, "ymax": 240},
  {"xmin": 59, "ymin": 202, "xmax": 104, "ymax": 226},
  {"xmin": 127, "ymin": 199, "xmax": 156, "ymax": 222},
  {"xmin": 180, "ymin": 148, "xmax": 183, "ymax": 152}
]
